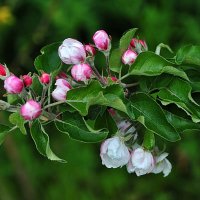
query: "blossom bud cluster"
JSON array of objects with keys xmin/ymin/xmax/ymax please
[
  {"xmin": 100, "ymin": 134, "xmax": 172, "ymax": 177},
  {"xmin": 121, "ymin": 38, "xmax": 148, "ymax": 66},
  {"xmin": 1, "ymin": 65, "xmax": 53, "ymax": 121},
  {"xmin": 58, "ymin": 30, "xmax": 111, "ymax": 85}
]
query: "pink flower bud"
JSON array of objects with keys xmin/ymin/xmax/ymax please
[
  {"xmin": 108, "ymin": 108, "xmax": 116, "ymax": 116},
  {"xmin": 40, "ymin": 73, "xmax": 50, "ymax": 84},
  {"xmin": 52, "ymin": 79, "xmax": 71, "ymax": 101},
  {"xmin": 0, "ymin": 64, "xmax": 6, "ymax": 76},
  {"xmin": 58, "ymin": 38, "xmax": 86, "ymax": 65},
  {"xmin": 20, "ymin": 100, "xmax": 42, "ymax": 120},
  {"xmin": 4, "ymin": 75, "xmax": 24, "ymax": 94},
  {"xmin": 56, "ymin": 72, "xmax": 68, "ymax": 80},
  {"xmin": 93, "ymin": 30, "xmax": 110, "ymax": 51},
  {"xmin": 52, "ymin": 87, "xmax": 67, "ymax": 101},
  {"xmin": 139, "ymin": 40, "xmax": 148, "ymax": 50},
  {"xmin": 122, "ymin": 49, "xmax": 137, "ymax": 65},
  {"xmin": 55, "ymin": 78, "xmax": 72, "ymax": 90},
  {"xmin": 85, "ymin": 44, "xmax": 96, "ymax": 56},
  {"xmin": 130, "ymin": 38, "xmax": 148, "ymax": 51},
  {"xmin": 71, "ymin": 63, "xmax": 92, "ymax": 82},
  {"xmin": 111, "ymin": 76, "xmax": 118, "ymax": 82},
  {"xmin": 22, "ymin": 75, "xmax": 32, "ymax": 87},
  {"xmin": 130, "ymin": 38, "xmax": 139, "ymax": 48}
]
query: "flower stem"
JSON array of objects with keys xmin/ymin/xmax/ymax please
[
  {"xmin": 105, "ymin": 52, "xmax": 111, "ymax": 77},
  {"xmin": 43, "ymin": 101, "xmax": 65, "ymax": 110},
  {"xmin": 118, "ymin": 74, "xmax": 129, "ymax": 81},
  {"xmin": 125, "ymin": 82, "xmax": 139, "ymax": 88},
  {"xmin": 88, "ymin": 60, "xmax": 106, "ymax": 85}
]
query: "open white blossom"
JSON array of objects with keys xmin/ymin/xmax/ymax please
[
  {"xmin": 100, "ymin": 136, "xmax": 130, "ymax": 168},
  {"xmin": 152, "ymin": 152, "xmax": 172, "ymax": 177},
  {"xmin": 127, "ymin": 147, "xmax": 155, "ymax": 176}
]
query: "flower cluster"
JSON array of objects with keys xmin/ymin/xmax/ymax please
[
  {"xmin": 1, "ymin": 28, "xmax": 183, "ymax": 178},
  {"xmin": 100, "ymin": 117, "xmax": 172, "ymax": 177}
]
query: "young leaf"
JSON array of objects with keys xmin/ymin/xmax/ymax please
[
  {"xmin": 129, "ymin": 52, "xmax": 189, "ymax": 80},
  {"xmin": 128, "ymin": 93, "xmax": 180, "ymax": 142},
  {"xmin": 9, "ymin": 112, "xmax": 27, "ymax": 135},
  {"xmin": 158, "ymin": 78, "xmax": 200, "ymax": 123},
  {"xmin": 34, "ymin": 42, "xmax": 62, "ymax": 74},
  {"xmin": 55, "ymin": 112, "xmax": 108, "ymax": 142},
  {"xmin": 66, "ymin": 81, "xmax": 128, "ymax": 116},
  {"xmin": 30, "ymin": 75, "xmax": 43, "ymax": 96},
  {"xmin": 119, "ymin": 28, "xmax": 138, "ymax": 52},
  {"xmin": 30, "ymin": 120, "xmax": 66, "ymax": 163},
  {"xmin": 165, "ymin": 111, "xmax": 200, "ymax": 134},
  {"xmin": 143, "ymin": 130, "xmax": 155, "ymax": 150},
  {"xmin": 94, "ymin": 110, "xmax": 118, "ymax": 136},
  {"xmin": 0, "ymin": 124, "xmax": 11, "ymax": 145},
  {"xmin": 109, "ymin": 48, "xmax": 122, "ymax": 73},
  {"xmin": 176, "ymin": 45, "xmax": 200, "ymax": 66}
]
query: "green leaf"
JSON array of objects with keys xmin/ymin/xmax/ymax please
[
  {"xmin": 66, "ymin": 81, "xmax": 128, "ymax": 116},
  {"xmin": 165, "ymin": 111, "xmax": 200, "ymax": 134},
  {"xmin": 109, "ymin": 28, "xmax": 137, "ymax": 73},
  {"xmin": 129, "ymin": 52, "xmax": 189, "ymax": 80},
  {"xmin": 139, "ymin": 74, "xmax": 173, "ymax": 93},
  {"xmin": 30, "ymin": 75, "xmax": 43, "ymax": 96},
  {"xmin": 9, "ymin": 112, "xmax": 27, "ymax": 135},
  {"xmin": 119, "ymin": 28, "xmax": 138, "ymax": 52},
  {"xmin": 7, "ymin": 94, "xmax": 20, "ymax": 104},
  {"xmin": 128, "ymin": 93, "xmax": 180, "ymax": 142},
  {"xmin": 0, "ymin": 124, "xmax": 11, "ymax": 145},
  {"xmin": 34, "ymin": 42, "xmax": 62, "ymax": 74},
  {"xmin": 143, "ymin": 130, "xmax": 155, "ymax": 150},
  {"xmin": 94, "ymin": 110, "xmax": 117, "ymax": 136},
  {"xmin": 55, "ymin": 112, "xmax": 108, "ymax": 142},
  {"xmin": 30, "ymin": 120, "xmax": 66, "ymax": 163},
  {"xmin": 176, "ymin": 45, "xmax": 200, "ymax": 66},
  {"xmin": 109, "ymin": 48, "xmax": 122, "ymax": 73},
  {"xmin": 157, "ymin": 78, "xmax": 200, "ymax": 123}
]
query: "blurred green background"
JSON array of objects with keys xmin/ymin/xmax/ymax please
[{"xmin": 1, "ymin": 0, "xmax": 200, "ymax": 199}]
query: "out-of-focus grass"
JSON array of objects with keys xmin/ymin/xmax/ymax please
[{"xmin": 1, "ymin": 0, "xmax": 200, "ymax": 199}]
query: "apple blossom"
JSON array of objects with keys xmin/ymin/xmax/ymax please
[
  {"xmin": 71, "ymin": 63, "xmax": 92, "ymax": 82},
  {"xmin": 40, "ymin": 73, "xmax": 50, "ymax": 84},
  {"xmin": 4, "ymin": 75, "xmax": 24, "ymax": 94},
  {"xmin": 52, "ymin": 79, "xmax": 71, "ymax": 101},
  {"xmin": 100, "ymin": 136, "xmax": 130, "ymax": 168},
  {"xmin": 20, "ymin": 100, "xmax": 42, "ymax": 120},
  {"xmin": 93, "ymin": 30, "xmax": 110, "ymax": 51},
  {"xmin": 130, "ymin": 38, "xmax": 139, "ymax": 48},
  {"xmin": 127, "ymin": 147, "xmax": 155, "ymax": 176},
  {"xmin": 0, "ymin": 64, "xmax": 6, "ymax": 76},
  {"xmin": 58, "ymin": 38, "xmax": 86, "ymax": 64},
  {"xmin": 85, "ymin": 44, "xmax": 96, "ymax": 56},
  {"xmin": 56, "ymin": 72, "xmax": 67, "ymax": 80},
  {"xmin": 22, "ymin": 75, "xmax": 32, "ymax": 87},
  {"xmin": 152, "ymin": 152, "xmax": 172, "ymax": 177},
  {"xmin": 111, "ymin": 76, "xmax": 118, "ymax": 82},
  {"xmin": 122, "ymin": 49, "xmax": 137, "ymax": 65},
  {"xmin": 130, "ymin": 38, "xmax": 148, "ymax": 51},
  {"xmin": 139, "ymin": 39, "xmax": 148, "ymax": 50}
]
